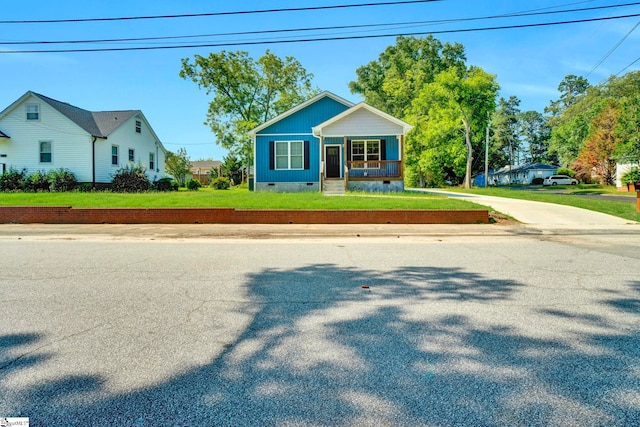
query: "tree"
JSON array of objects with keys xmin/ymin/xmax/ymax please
[
  {"xmin": 349, "ymin": 35, "xmax": 466, "ymax": 118},
  {"xmin": 220, "ymin": 153, "xmax": 243, "ymax": 186},
  {"xmin": 572, "ymin": 103, "xmax": 619, "ymax": 184},
  {"xmin": 518, "ymin": 110, "xmax": 554, "ymax": 164},
  {"xmin": 165, "ymin": 148, "xmax": 192, "ymax": 187},
  {"xmin": 490, "ymin": 96, "xmax": 521, "ymax": 169},
  {"xmin": 411, "ymin": 66, "xmax": 498, "ymax": 188},
  {"xmin": 179, "ymin": 50, "xmax": 317, "ymax": 165},
  {"xmin": 545, "ymin": 74, "xmax": 590, "ymax": 117}
]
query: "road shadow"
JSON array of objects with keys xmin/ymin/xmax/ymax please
[{"xmin": 1, "ymin": 267, "xmax": 639, "ymax": 426}]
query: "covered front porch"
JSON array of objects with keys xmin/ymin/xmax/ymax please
[{"xmin": 312, "ymin": 103, "xmax": 413, "ymax": 193}]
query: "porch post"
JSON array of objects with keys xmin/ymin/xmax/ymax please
[
  {"xmin": 320, "ymin": 136, "xmax": 325, "ymax": 192},
  {"xmin": 399, "ymin": 134, "xmax": 404, "ymax": 178}
]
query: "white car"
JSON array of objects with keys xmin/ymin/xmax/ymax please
[{"xmin": 543, "ymin": 175, "xmax": 578, "ymax": 186}]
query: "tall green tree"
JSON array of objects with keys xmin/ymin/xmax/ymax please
[
  {"xmin": 349, "ymin": 35, "xmax": 466, "ymax": 118},
  {"xmin": 165, "ymin": 148, "xmax": 192, "ymax": 186},
  {"xmin": 518, "ymin": 110, "xmax": 553, "ymax": 164},
  {"xmin": 490, "ymin": 96, "xmax": 521, "ymax": 168},
  {"xmin": 410, "ymin": 66, "xmax": 499, "ymax": 188},
  {"xmin": 179, "ymin": 50, "xmax": 317, "ymax": 165}
]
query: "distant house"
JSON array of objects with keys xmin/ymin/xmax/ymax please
[
  {"xmin": 187, "ymin": 160, "xmax": 222, "ymax": 185},
  {"xmin": 489, "ymin": 163, "xmax": 558, "ymax": 185},
  {"xmin": 0, "ymin": 91, "xmax": 167, "ymax": 185},
  {"xmin": 248, "ymin": 91, "xmax": 413, "ymax": 193}
]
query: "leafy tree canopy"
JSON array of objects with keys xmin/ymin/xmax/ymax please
[
  {"xmin": 349, "ymin": 35, "xmax": 466, "ymax": 118},
  {"xmin": 180, "ymin": 50, "xmax": 318, "ymax": 165},
  {"xmin": 409, "ymin": 66, "xmax": 499, "ymax": 188},
  {"xmin": 165, "ymin": 147, "xmax": 192, "ymax": 186}
]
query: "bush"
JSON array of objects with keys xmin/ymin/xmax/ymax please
[
  {"xmin": 556, "ymin": 167, "xmax": 576, "ymax": 177},
  {"xmin": 531, "ymin": 177, "xmax": 544, "ymax": 185},
  {"xmin": 0, "ymin": 168, "xmax": 27, "ymax": 191},
  {"xmin": 153, "ymin": 177, "xmax": 178, "ymax": 192},
  {"xmin": 186, "ymin": 178, "xmax": 202, "ymax": 191},
  {"xmin": 111, "ymin": 163, "xmax": 151, "ymax": 192},
  {"xmin": 25, "ymin": 170, "xmax": 51, "ymax": 192},
  {"xmin": 48, "ymin": 168, "xmax": 77, "ymax": 192},
  {"xmin": 620, "ymin": 166, "xmax": 640, "ymax": 184},
  {"xmin": 210, "ymin": 176, "xmax": 230, "ymax": 190}
]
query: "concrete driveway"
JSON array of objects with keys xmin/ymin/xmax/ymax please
[{"xmin": 412, "ymin": 188, "xmax": 637, "ymax": 227}]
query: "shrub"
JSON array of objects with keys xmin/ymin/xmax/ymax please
[
  {"xmin": 0, "ymin": 168, "xmax": 27, "ymax": 191},
  {"xmin": 186, "ymin": 178, "xmax": 202, "ymax": 191},
  {"xmin": 24, "ymin": 170, "xmax": 51, "ymax": 192},
  {"xmin": 111, "ymin": 163, "xmax": 151, "ymax": 192},
  {"xmin": 76, "ymin": 183, "xmax": 93, "ymax": 192},
  {"xmin": 210, "ymin": 176, "xmax": 230, "ymax": 190},
  {"xmin": 48, "ymin": 168, "xmax": 77, "ymax": 192},
  {"xmin": 531, "ymin": 177, "xmax": 544, "ymax": 185},
  {"xmin": 620, "ymin": 166, "xmax": 640, "ymax": 184},
  {"xmin": 556, "ymin": 167, "xmax": 576, "ymax": 177},
  {"xmin": 153, "ymin": 177, "xmax": 178, "ymax": 192}
]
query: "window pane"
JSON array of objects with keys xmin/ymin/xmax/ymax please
[
  {"xmin": 275, "ymin": 156, "xmax": 288, "ymax": 169},
  {"xmin": 291, "ymin": 156, "xmax": 303, "ymax": 169},
  {"xmin": 26, "ymin": 104, "xmax": 39, "ymax": 120},
  {"xmin": 275, "ymin": 142, "xmax": 288, "ymax": 155},
  {"xmin": 290, "ymin": 141, "xmax": 302, "ymax": 155}
]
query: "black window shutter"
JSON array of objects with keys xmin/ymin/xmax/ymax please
[
  {"xmin": 269, "ymin": 141, "xmax": 275, "ymax": 170},
  {"xmin": 380, "ymin": 139, "xmax": 386, "ymax": 161},
  {"xmin": 304, "ymin": 140, "xmax": 310, "ymax": 170},
  {"xmin": 346, "ymin": 140, "xmax": 352, "ymax": 161}
]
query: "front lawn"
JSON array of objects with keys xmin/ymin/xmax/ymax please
[
  {"xmin": 0, "ymin": 188, "xmax": 486, "ymax": 210},
  {"xmin": 448, "ymin": 186, "xmax": 640, "ymax": 222}
]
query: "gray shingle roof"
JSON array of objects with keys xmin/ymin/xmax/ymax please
[{"xmin": 33, "ymin": 92, "xmax": 139, "ymax": 138}]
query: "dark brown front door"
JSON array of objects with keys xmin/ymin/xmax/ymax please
[{"xmin": 326, "ymin": 146, "xmax": 340, "ymax": 178}]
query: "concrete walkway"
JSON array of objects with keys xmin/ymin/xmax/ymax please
[{"xmin": 411, "ymin": 188, "xmax": 638, "ymax": 227}]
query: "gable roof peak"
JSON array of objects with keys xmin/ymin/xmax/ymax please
[{"xmin": 248, "ymin": 91, "xmax": 354, "ymax": 135}]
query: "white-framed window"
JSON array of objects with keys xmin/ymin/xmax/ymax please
[
  {"xmin": 135, "ymin": 120, "xmax": 141, "ymax": 133},
  {"xmin": 111, "ymin": 145, "xmax": 119, "ymax": 166},
  {"xmin": 351, "ymin": 140, "xmax": 380, "ymax": 168},
  {"xmin": 128, "ymin": 148, "xmax": 135, "ymax": 162},
  {"xmin": 39, "ymin": 140, "xmax": 52, "ymax": 163},
  {"xmin": 149, "ymin": 153, "xmax": 155, "ymax": 170},
  {"xmin": 275, "ymin": 140, "xmax": 304, "ymax": 170},
  {"xmin": 26, "ymin": 103, "xmax": 40, "ymax": 121}
]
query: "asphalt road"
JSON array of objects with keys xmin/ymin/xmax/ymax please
[{"xmin": 1, "ymin": 222, "xmax": 639, "ymax": 426}]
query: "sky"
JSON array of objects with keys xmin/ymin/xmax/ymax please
[{"xmin": 1, "ymin": 0, "xmax": 639, "ymax": 161}]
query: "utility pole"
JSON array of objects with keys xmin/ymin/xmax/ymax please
[{"xmin": 485, "ymin": 115, "xmax": 491, "ymax": 187}]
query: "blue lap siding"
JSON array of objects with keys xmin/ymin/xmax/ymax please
[{"xmin": 255, "ymin": 96, "xmax": 351, "ymax": 184}]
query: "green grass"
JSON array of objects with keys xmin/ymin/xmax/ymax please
[
  {"xmin": 448, "ymin": 186, "xmax": 640, "ymax": 222},
  {"xmin": 0, "ymin": 187, "xmax": 486, "ymax": 210}
]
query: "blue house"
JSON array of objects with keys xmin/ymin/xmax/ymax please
[{"xmin": 249, "ymin": 91, "xmax": 413, "ymax": 193}]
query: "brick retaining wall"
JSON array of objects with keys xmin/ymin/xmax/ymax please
[{"xmin": 0, "ymin": 206, "xmax": 488, "ymax": 224}]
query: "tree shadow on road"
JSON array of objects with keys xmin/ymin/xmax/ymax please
[{"xmin": 1, "ymin": 268, "xmax": 639, "ymax": 426}]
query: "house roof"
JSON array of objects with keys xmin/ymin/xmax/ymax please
[
  {"xmin": 0, "ymin": 90, "xmax": 150, "ymax": 138},
  {"xmin": 492, "ymin": 163, "xmax": 559, "ymax": 174},
  {"xmin": 31, "ymin": 92, "xmax": 139, "ymax": 138},
  {"xmin": 312, "ymin": 102, "xmax": 413, "ymax": 137},
  {"xmin": 247, "ymin": 91, "xmax": 354, "ymax": 135},
  {"xmin": 0, "ymin": 130, "xmax": 8, "ymax": 138}
]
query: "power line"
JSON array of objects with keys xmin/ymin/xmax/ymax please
[
  {"xmin": 587, "ymin": 20, "xmax": 640, "ymax": 77},
  {"xmin": 0, "ymin": 0, "xmax": 441, "ymax": 24},
  {"xmin": 2, "ymin": 12, "xmax": 640, "ymax": 54},
  {"xmin": 2, "ymin": 2, "xmax": 637, "ymax": 46}
]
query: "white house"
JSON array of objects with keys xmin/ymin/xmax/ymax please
[
  {"xmin": 489, "ymin": 163, "xmax": 558, "ymax": 185},
  {"xmin": 0, "ymin": 91, "xmax": 167, "ymax": 186}
]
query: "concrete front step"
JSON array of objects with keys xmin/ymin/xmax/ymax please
[{"xmin": 323, "ymin": 180, "xmax": 346, "ymax": 195}]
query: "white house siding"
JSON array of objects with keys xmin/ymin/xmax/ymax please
[
  {"xmin": 0, "ymin": 94, "xmax": 93, "ymax": 181},
  {"xmin": 94, "ymin": 114, "xmax": 166, "ymax": 183},
  {"xmin": 321, "ymin": 108, "xmax": 404, "ymax": 136}
]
